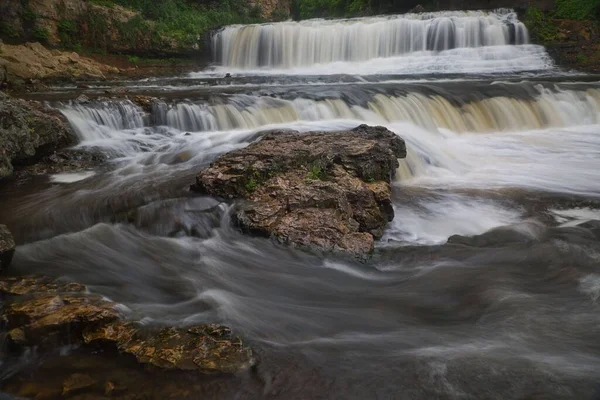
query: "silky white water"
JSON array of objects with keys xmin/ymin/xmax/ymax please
[
  {"xmin": 214, "ymin": 10, "xmax": 529, "ymax": 69},
  {"xmin": 56, "ymin": 83, "xmax": 600, "ymax": 245}
]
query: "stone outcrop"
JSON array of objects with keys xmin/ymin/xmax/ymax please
[
  {"xmin": 1, "ymin": 275, "xmax": 253, "ymax": 373},
  {"xmin": 0, "ymin": 225, "xmax": 15, "ymax": 272},
  {"xmin": 0, "ymin": 92, "xmax": 76, "ymax": 178},
  {"xmin": 193, "ymin": 125, "xmax": 406, "ymax": 258},
  {"xmin": 0, "ymin": 41, "xmax": 119, "ymax": 85}
]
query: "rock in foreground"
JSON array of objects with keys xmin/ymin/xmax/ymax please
[
  {"xmin": 0, "ymin": 225, "xmax": 15, "ymax": 271},
  {"xmin": 193, "ymin": 125, "xmax": 406, "ymax": 258},
  {"xmin": 0, "ymin": 275, "xmax": 253, "ymax": 374}
]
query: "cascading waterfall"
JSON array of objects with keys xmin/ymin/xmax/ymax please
[
  {"xmin": 213, "ymin": 9, "xmax": 530, "ymax": 69},
  {"xmin": 60, "ymin": 100, "xmax": 146, "ymax": 141},
  {"xmin": 116, "ymin": 88, "xmax": 600, "ymax": 134}
]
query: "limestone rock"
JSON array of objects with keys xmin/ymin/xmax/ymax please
[
  {"xmin": 1, "ymin": 275, "xmax": 253, "ymax": 374},
  {"xmin": 0, "ymin": 225, "xmax": 15, "ymax": 272},
  {"xmin": 193, "ymin": 124, "xmax": 406, "ymax": 258},
  {"xmin": 0, "ymin": 42, "xmax": 117, "ymax": 85}
]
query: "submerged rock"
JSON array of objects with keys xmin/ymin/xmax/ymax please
[
  {"xmin": 0, "ymin": 275, "xmax": 253, "ymax": 374},
  {"xmin": 0, "ymin": 225, "xmax": 15, "ymax": 272},
  {"xmin": 192, "ymin": 125, "xmax": 406, "ymax": 258}
]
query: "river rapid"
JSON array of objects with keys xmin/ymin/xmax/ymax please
[{"xmin": 2, "ymin": 8, "xmax": 600, "ymax": 400}]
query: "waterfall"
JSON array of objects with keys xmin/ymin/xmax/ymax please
[
  {"xmin": 213, "ymin": 9, "xmax": 530, "ymax": 69},
  {"xmin": 145, "ymin": 88, "xmax": 600, "ymax": 133},
  {"xmin": 60, "ymin": 100, "xmax": 146, "ymax": 141}
]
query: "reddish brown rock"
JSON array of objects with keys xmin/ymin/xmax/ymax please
[{"xmin": 193, "ymin": 124, "xmax": 406, "ymax": 259}]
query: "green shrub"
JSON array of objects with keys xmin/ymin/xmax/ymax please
[
  {"xmin": 576, "ymin": 53, "xmax": 589, "ymax": 63},
  {"xmin": 57, "ymin": 19, "xmax": 78, "ymax": 47},
  {"xmin": 127, "ymin": 55, "xmax": 140, "ymax": 64},
  {"xmin": 523, "ymin": 7, "xmax": 560, "ymax": 43},
  {"xmin": 0, "ymin": 23, "xmax": 20, "ymax": 38},
  {"xmin": 245, "ymin": 177, "xmax": 258, "ymax": 192},
  {"xmin": 554, "ymin": 0, "xmax": 599, "ymax": 20},
  {"xmin": 307, "ymin": 164, "xmax": 325, "ymax": 180},
  {"xmin": 22, "ymin": 8, "xmax": 38, "ymax": 22},
  {"xmin": 33, "ymin": 26, "xmax": 50, "ymax": 42}
]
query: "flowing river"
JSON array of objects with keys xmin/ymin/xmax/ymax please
[{"xmin": 2, "ymin": 8, "xmax": 600, "ymax": 399}]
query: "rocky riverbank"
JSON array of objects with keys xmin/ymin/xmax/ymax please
[{"xmin": 192, "ymin": 125, "xmax": 406, "ymax": 259}]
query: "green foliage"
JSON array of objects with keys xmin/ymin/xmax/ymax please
[
  {"xmin": 127, "ymin": 55, "xmax": 140, "ymax": 64},
  {"xmin": 57, "ymin": 19, "xmax": 78, "ymax": 47},
  {"xmin": 554, "ymin": 0, "xmax": 599, "ymax": 20},
  {"xmin": 307, "ymin": 164, "xmax": 325, "ymax": 180},
  {"xmin": 33, "ymin": 26, "xmax": 50, "ymax": 42},
  {"xmin": 245, "ymin": 177, "xmax": 258, "ymax": 192},
  {"xmin": 296, "ymin": 0, "xmax": 369, "ymax": 19},
  {"xmin": 523, "ymin": 7, "xmax": 560, "ymax": 43},
  {"xmin": 109, "ymin": 0, "xmax": 263, "ymax": 47},
  {"xmin": 0, "ymin": 23, "xmax": 20, "ymax": 38},
  {"xmin": 22, "ymin": 8, "xmax": 38, "ymax": 23},
  {"xmin": 576, "ymin": 53, "xmax": 589, "ymax": 63},
  {"xmin": 89, "ymin": 0, "xmax": 117, "ymax": 8}
]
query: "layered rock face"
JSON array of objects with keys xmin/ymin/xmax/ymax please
[
  {"xmin": 0, "ymin": 92, "xmax": 76, "ymax": 178},
  {"xmin": 193, "ymin": 125, "xmax": 406, "ymax": 258},
  {"xmin": 0, "ymin": 41, "xmax": 119, "ymax": 85}
]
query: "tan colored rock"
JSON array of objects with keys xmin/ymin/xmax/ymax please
[
  {"xmin": 193, "ymin": 125, "xmax": 406, "ymax": 259},
  {"xmin": 0, "ymin": 42, "xmax": 115, "ymax": 84},
  {"xmin": 1, "ymin": 275, "xmax": 253, "ymax": 374},
  {"xmin": 62, "ymin": 373, "xmax": 96, "ymax": 397}
]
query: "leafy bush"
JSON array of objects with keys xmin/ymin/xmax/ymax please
[
  {"xmin": 554, "ymin": 0, "xmax": 599, "ymax": 20},
  {"xmin": 523, "ymin": 7, "xmax": 560, "ymax": 43},
  {"xmin": 33, "ymin": 27, "xmax": 50, "ymax": 42},
  {"xmin": 57, "ymin": 19, "xmax": 78, "ymax": 47}
]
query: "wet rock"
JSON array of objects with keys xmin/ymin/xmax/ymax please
[
  {"xmin": 62, "ymin": 374, "xmax": 96, "ymax": 397},
  {"xmin": 129, "ymin": 95, "xmax": 154, "ymax": 113},
  {"xmin": 84, "ymin": 322, "xmax": 254, "ymax": 373},
  {"xmin": 409, "ymin": 4, "xmax": 426, "ymax": 13},
  {"xmin": 1, "ymin": 275, "xmax": 253, "ymax": 374},
  {"xmin": 0, "ymin": 92, "xmax": 76, "ymax": 178},
  {"xmin": 193, "ymin": 125, "xmax": 406, "ymax": 259},
  {"xmin": 447, "ymin": 226, "xmax": 537, "ymax": 248},
  {"xmin": 0, "ymin": 225, "xmax": 15, "ymax": 272}
]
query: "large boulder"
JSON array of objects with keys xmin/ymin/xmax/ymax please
[
  {"xmin": 0, "ymin": 92, "xmax": 76, "ymax": 178},
  {"xmin": 192, "ymin": 125, "xmax": 406, "ymax": 259},
  {"xmin": 0, "ymin": 275, "xmax": 253, "ymax": 374},
  {"xmin": 0, "ymin": 225, "xmax": 15, "ymax": 271}
]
